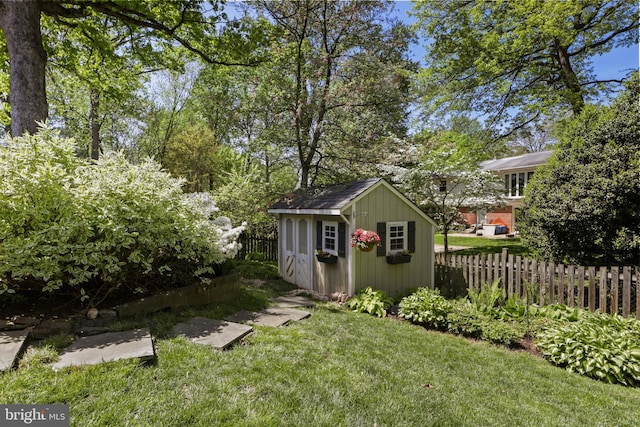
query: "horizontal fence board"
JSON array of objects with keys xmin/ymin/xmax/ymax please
[{"xmin": 435, "ymin": 249, "xmax": 639, "ymax": 318}]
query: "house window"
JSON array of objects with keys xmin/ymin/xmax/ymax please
[
  {"xmin": 439, "ymin": 179, "xmax": 447, "ymax": 193},
  {"xmin": 322, "ymin": 221, "xmax": 338, "ymax": 255},
  {"xmin": 387, "ymin": 221, "xmax": 407, "ymax": 254},
  {"xmin": 504, "ymin": 172, "xmax": 533, "ymax": 197}
]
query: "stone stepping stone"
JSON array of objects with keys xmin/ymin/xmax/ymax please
[
  {"xmin": 171, "ymin": 317, "xmax": 252, "ymax": 350},
  {"xmin": 52, "ymin": 328, "xmax": 155, "ymax": 370},
  {"xmin": 262, "ymin": 307, "xmax": 312, "ymax": 322},
  {"xmin": 272, "ymin": 296, "xmax": 315, "ymax": 308},
  {"xmin": 0, "ymin": 330, "xmax": 29, "ymax": 371},
  {"xmin": 225, "ymin": 310, "xmax": 291, "ymax": 327}
]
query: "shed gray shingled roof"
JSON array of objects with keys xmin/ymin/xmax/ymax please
[
  {"xmin": 479, "ymin": 150, "xmax": 552, "ymax": 171},
  {"xmin": 269, "ymin": 178, "xmax": 381, "ymax": 211}
]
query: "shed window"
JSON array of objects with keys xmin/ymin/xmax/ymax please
[
  {"xmin": 387, "ymin": 221, "xmax": 407, "ymax": 254},
  {"xmin": 322, "ymin": 221, "xmax": 338, "ymax": 255},
  {"xmin": 285, "ymin": 218, "xmax": 294, "ymax": 251}
]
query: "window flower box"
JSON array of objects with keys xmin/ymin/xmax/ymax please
[
  {"xmin": 316, "ymin": 252, "xmax": 338, "ymax": 264},
  {"xmin": 386, "ymin": 253, "xmax": 411, "ymax": 265}
]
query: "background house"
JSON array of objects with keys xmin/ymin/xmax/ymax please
[
  {"xmin": 268, "ymin": 178, "xmax": 436, "ymax": 297},
  {"xmin": 460, "ymin": 151, "xmax": 552, "ymax": 233}
]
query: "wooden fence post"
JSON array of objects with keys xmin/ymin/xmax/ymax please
[
  {"xmin": 539, "ymin": 261, "xmax": 546, "ymax": 305},
  {"xmin": 549, "ymin": 261, "xmax": 555, "ymax": 304},
  {"xmin": 557, "ymin": 263, "xmax": 565, "ymax": 304},
  {"xmin": 530, "ymin": 260, "xmax": 538, "ymax": 304},
  {"xmin": 481, "ymin": 254, "xmax": 487, "ymax": 288},
  {"xmin": 599, "ymin": 266, "xmax": 608, "ymax": 314},
  {"xmin": 611, "ymin": 266, "xmax": 619, "ymax": 316},
  {"xmin": 523, "ymin": 257, "xmax": 530, "ymax": 302},
  {"xmin": 588, "ymin": 266, "xmax": 596, "ymax": 312},
  {"xmin": 621, "ymin": 266, "xmax": 630, "ymax": 317},
  {"xmin": 567, "ymin": 265, "xmax": 574, "ymax": 307},
  {"xmin": 577, "ymin": 266, "xmax": 585, "ymax": 309},
  {"xmin": 514, "ymin": 256, "xmax": 522, "ymax": 298}
]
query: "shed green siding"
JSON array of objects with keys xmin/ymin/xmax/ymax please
[
  {"xmin": 273, "ymin": 179, "xmax": 434, "ymax": 298},
  {"xmin": 351, "ymin": 184, "xmax": 434, "ymax": 298}
]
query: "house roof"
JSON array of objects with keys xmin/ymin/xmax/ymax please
[
  {"xmin": 268, "ymin": 178, "xmax": 437, "ymax": 226},
  {"xmin": 479, "ymin": 150, "xmax": 552, "ymax": 172},
  {"xmin": 268, "ymin": 178, "xmax": 382, "ymax": 213}
]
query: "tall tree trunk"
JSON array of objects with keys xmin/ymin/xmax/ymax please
[
  {"xmin": 0, "ymin": 1, "xmax": 48, "ymax": 136},
  {"xmin": 89, "ymin": 88, "xmax": 101, "ymax": 160}
]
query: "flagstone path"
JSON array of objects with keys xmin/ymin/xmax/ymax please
[
  {"xmin": 0, "ymin": 330, "xmax": 29, "ymax": 371},
  {"xmin": 0, "ymin": 296, "xmax": 315, "ymax": 371},
  {"xmin": 52, "ymin": 328, "xmax": 155, "ymax": 371},
  {"xmin": 171, "ymin": 317, "xmax": 253, "ymax": 350},
  {"xmin": 225, "ymin": 309, "xmax": 292, "ymax": 327}
]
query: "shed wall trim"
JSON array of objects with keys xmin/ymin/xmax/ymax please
[{"xmin": 268, "ymin": 208, "xmax": 341, "ymax": 215}]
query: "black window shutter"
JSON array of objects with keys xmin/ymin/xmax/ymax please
[
  {"xmin": 408, "ymin": 221, "xmax": 416, "ymax": 253},
  {"xmin": 338, "ymin": 222, "xmax": 346, "ymax": 257},
  {"xmin": 316, "ymin": 221, "xmax": 323, "ymax": 251},
  {"xmin": 377, "ymin": 222, "xmax": 386, "ymax": 257}
]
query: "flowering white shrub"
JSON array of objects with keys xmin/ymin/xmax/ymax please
[{"xmin": 0, "ymin": 127, "xmax": 244, "ymax": 300}]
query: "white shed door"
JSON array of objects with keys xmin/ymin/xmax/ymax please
[{"xmin": 283, "ymin": 217, "xmax": 312, "ymax": 289}]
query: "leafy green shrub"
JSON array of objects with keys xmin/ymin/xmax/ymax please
[
  {"xmin": 0, "ymin": 127, "xmax": 244, "ymax": 303},
  {"xmin": 536, "ymin": 312, "xmax": 640, "ymax": 386},
  {"xmin": 445, "ymin": 302, "xmax": 488, "ymax": 338},
  {"xmin": 347, "ymin": 287, "xmax": 394, "ymax": 318},
  {"xmin": 245, "ymin": 252, "xmax": 266, "ymax": 261},
  {"xmin": 446, "ymin": 301, "xmax": 524, "ymax": 346},
  {"xmin": 478, "ymin": 320, "xmax": 525, "ymax": 345},
  {"xmin": 398, "ymin": 287, "xmax": 450, "ymax": 329}
]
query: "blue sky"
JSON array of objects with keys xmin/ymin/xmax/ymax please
[{"xmin": 391, "ymin": 0, "xmax": 639, "ymax": 83}]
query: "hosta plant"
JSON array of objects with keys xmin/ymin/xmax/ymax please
[
  {"xmin": 347, "ymin": 287, "xmax": 394, "ymax": 318},
  {"xmin": 398, "ymin": 287, "xmax": 450, "ymax": 329},
  {"xmin": 536, "ymin": 312, "xmax": 640, "ymax": 386}
]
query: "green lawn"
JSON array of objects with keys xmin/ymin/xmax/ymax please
[
  {"xmin": 436, "ymin": 234, "xmax": 533, "ymax": 257},
  {"xmin": 2, "ymin": 280, "xmax": 639, "ymax": 426}
]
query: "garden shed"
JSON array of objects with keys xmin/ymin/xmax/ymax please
[{"xmin": 268, "ymin": 178, "xmax": 436, "ymax": 297}]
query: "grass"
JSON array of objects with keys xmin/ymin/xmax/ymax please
[
  {"xmin": 2, "ymin": 279, "xmax": 640, "ymax": 426},
  {"xmin": 436, "ymin": 234, "xmax": 533, "ymax": 257}
]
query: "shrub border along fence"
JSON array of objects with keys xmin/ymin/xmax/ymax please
[{"xmin": 435, "ymin": 249, "xmax": 640, "ymax": 319}]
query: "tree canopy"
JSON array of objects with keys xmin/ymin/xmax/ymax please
[
  {"xmin": 246, "ymin": 0, "xmax": 416, "ymax": 187},
  {"xmin": 0, "ymin": 0, "xmax": 257, "ymax": 137},
  {"xmin": 522, "ymin": 74, "xmax": 640, "ymax": 266},
  {"xmin": 411, "ymin": 0, "xmax": 639, "ymax": 136},
  {"xmin": 384, "ymin": 129, "xmax": 504, "ymax": 256}
]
